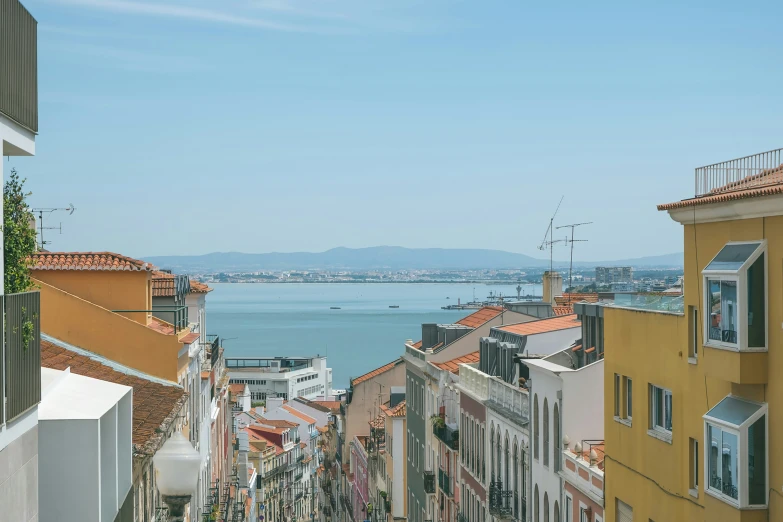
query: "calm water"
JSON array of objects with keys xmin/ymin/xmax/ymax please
[{"xmin": 209, "ymin": 283, "xmax": 543, "ymax": 389}]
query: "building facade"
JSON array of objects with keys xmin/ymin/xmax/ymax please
[
  {"xmin": 594, "ymin": 267, "xmax": 633, "ymax": 285},
  {"xmin": 228, "ymin": 356, "xmax": 333, "ymax": 402}
]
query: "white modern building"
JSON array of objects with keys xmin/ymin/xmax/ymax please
[
  {"xmin": 227, "ymin": 356, "xmax": 333, "ymax": 401},
  {"xmin": 39, "ymin": 367, "xmax": 134, "ymax": 522}
]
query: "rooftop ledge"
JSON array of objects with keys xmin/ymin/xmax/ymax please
[{"xmin": 604, "ymin": 293, "xmax": 685, "ymax": 315}]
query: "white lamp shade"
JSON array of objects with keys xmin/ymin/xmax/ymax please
[{"xmin": 153, "ymin": 432, "xmax": 201, "ymax": 496}]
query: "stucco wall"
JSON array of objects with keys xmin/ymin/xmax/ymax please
[
  {"xmin": 345, "ymin": 360, "xmax": 405, "ymax": 448},
  {"xmin": 0, "ymin": 424, "xmax": 38, "ymax": 522}
]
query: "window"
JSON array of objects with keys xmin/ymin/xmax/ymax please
[
  {"xmin": 703, "ymin": 241, "xmax": 766, "ymax": 351},
  {"xmin": 533, "ymin": 395, "xmax": 539, "ymax": 460},
  {"xmin": 689, "ymin": 438, "xmax": 699, "ymax": 494},
  {"xmin": 626, "ymin": 378, "xmax": 633, "ymax": 420},
  {"xmin": 543, "ymin": 398, "xmax": 549, "ymax": 467},
  {"xmin": 650, "ymin": 385, "xmax": 673, "ymax": 433},
  {"xmin": 688, "ymin": 306, "xmax": 698, "ymax": 360},
  {"xmin": 614, "ymin": 374, "xmax": 620, "ymax": 416},
  {"xmin": 704, "ymin": 395, "xmax": 767, "ymax": 508},
  {"xmin": 565, "ymin": 496, "xmax": 572, "ymax": 522},
  {"xmin": 553, "ymin": 403, "xmax": 561, "ymax": 472}
]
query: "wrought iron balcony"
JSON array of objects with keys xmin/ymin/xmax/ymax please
[
  {"xmin": 207, "ymin": 334, "xmax": 221, "ymax": 366},
  {"xmin": 0, "ymin": 0, "xmax": 38, "ymax": 133},
  {"xmin": 433, "ymin": 423, "xmax": 459, "ymax": 451},
  {"xmin": 297, "ymin": 453, "xmax": 305, "ymax": 463},
  {"xmin": 424, "ymin": 471, "xmax": 436, "ymax": 494},
  {"xmin": 1, "ymin": 291, "xmax": 41, "ymax": 426},
  {"xmin": 294, "ymin": 472, "xmax": 303, "ymax": 481},
  {"xmin": 457, "ymin": 512, "xmax": 468, "ymax": 522},
  {"xmin": 488, "ymin": 480, "xmax": 513, "ymax": 519},
  {"xmin": 438, "ymin": 469, "xmax": 453, "ymax": 498}
]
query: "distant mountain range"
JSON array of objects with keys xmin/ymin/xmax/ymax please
[{"xmin": 144, "ymin": 246, "xmax": 683, "ymax": 273}]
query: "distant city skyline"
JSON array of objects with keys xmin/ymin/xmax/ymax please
[{"xmin": 12, "ymin": 0, "xmax": 783, "ymax": 259}]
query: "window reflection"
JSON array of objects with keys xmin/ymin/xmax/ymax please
[{"xmin": 708, "ymin": 279, "xmax": 738, "ymax": 344}]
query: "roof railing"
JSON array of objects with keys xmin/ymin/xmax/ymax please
[{"xmin": 695, "ymin": 148, "xmax": 783, "ymax": 197}]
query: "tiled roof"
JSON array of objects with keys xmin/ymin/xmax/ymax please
[
  {"xmin": 369, "ymin": 413, "xmax": 385, "ymax": 430},
  {"xmin": 387, "ymin": 400, "xmax": 406, "ymax": 417},
  {"xmin": 433, "ymin": 351, "xmax": 480, "ymax": 374},
  {"xmin": 554, "ymin": 293, "xmax": 599, "ymax": 306},
  {"xmin": 412, "ymin": 340, "xmax": 423, "ymax": 349},
  {"xmin": 229, "ymin": 383, "xmax": 246, "ymax": 394},
  {"xmin": 201, "ymin": 371, "xmax": 210, "ymax": 380},
  {"xmin": 190, "ymin": 280, "xmax": 213, "ymax": 293},
  {"xmin": 552, "ymin": 305, "xmax": 573, "ymax": 316},
  {"xmin": 282, "ymin": 404, "xmax": 317, "ymax": 424},
  {"xmin": 310, "ymin": 400, "xmax": 341, "ymax": 412},
  {"xmin": 40, "ymin": 337, "xmax": 186, "ymax": 456},
  {"xmin": 180, "ymin": 332, "xmax": 200, "ymax": 345},
  {"xmin": 351, "ymin": 358, "xmax": 402, "ymax": 386},
  {"xmin": 456, "ymin": 306, "xmax": 504, "ymax": 328},
  {"xmin": 257, "ymin": 417, "xmax": 299, "ymax": 429},
  {"xmin": 151, "ymin": 271, "xmax": 175, "ymax": 297},
  {"xmin": 658, "ymin": 164, "xmax": 783, "ymax": 211},
  {"xmin": 300, "ymin": 441, "xmax": 307, "ymax": 449},
  {"xmin": 495, "ymin": 314, "xmax": 580, "ymax": 336},
  {"xmin": 29, "ymin": 252, "xmax": 152, "ymax": 271},
  {"xmin": 146, "ymin": 317, "xmax": 175, "ymax": 335}
]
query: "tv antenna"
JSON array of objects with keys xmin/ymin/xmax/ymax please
[
  {"xmin": 32, "ymin": 205, "xmax": 76, "ymax": 249},
  {"xmin": 556, "ymin": 221, "xmax": 592, "ymax": 297},
  {"xmin": 538, "ymin": 196, "xmax": 567, "ymax": 274}
]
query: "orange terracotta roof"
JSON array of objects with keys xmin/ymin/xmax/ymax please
[
  {"xmin": 257, "ymin": 418, "xmax": 299, "ymax": 429},
  {"xmin": 495, "ymin": 314, "xmax": 580, "ymax": 336},
  {"xmin": 282, "ymin": 404, "xmax": 317, "ymax": 424},
  {"xmin": 180, "ymin": 332, "xmax": 200, "ymax": 345},
  {"xmin": 658, "ymin": 164, "xmax": 783, "ymax": 211},
  {"xmin": 456, "ymin": 306, "xmax": 504, "ymax": 328},
  {"xmin": 229, "ymin": 383, "xmax": 246, "ymax": 394},
  {"xmin": 311, "ymin": 400, "xmax": 341, "ymax": 412},
  {"xmin": 380, "ymin": 400, "xmax": 406, "ymax": 418},
  {"xmin": 151, "ymin": 271, "xmax": 176, "ymax": 297},
  {"xmin": 201, "ymin": 371, "xmax": 210, "ymax": 380},
  {"xmin": 146, "ymin": 317, "xmax": 175, "ymax": 335},
  {"xmin": 412, "ymin": 340, "xmax": 423, "ymax": 349},
  {"xmin": 433, "ymin": 351, "xmax": 479, "ymax": 374},
  {"xmin": 552, "ymin": 305, "xmax": 573, "ymax": 316},
  {"xmin": 351, "ymin": 358, "xmax": 402, "ymax": 386},
  {"xmin": 554, "ymin": 294, "xmax": 599, "ymax": 306},
  {"xmin": 190, "ymin": 280, "xmax": 213, "ymax": 293},
  {"xmin": 300, "ymin": 441, "xmax": 307, "ymax": 449},
  {"xmin": 29, "ymin": 252, "xmax": 152, "ymax": 271},
  {"xmin": 317, "ymin": 426, "xmax": 329, "ymax": 434},
  {"xmin": 40, "ymin": 338, "xmax": 186, "ymax": 456},
  {"xmin": 369, "ymin": 413, "xmax": 385, "ymax": 429}
]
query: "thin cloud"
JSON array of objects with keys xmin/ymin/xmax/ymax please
[{"xmin": 50, "ymin": 0, "xmax": 333, "ymax": 33}]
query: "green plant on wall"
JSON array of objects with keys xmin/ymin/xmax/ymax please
[
  {"xmin": 11, "ymin": 305, "xmax": 37, "ymax": 352},
  {"xmin": 430, "ymin": 414, "xmax": 445, "ymax": 429},
  {"xmin": 3, "ymin": 168, "xmax": 37, "ymax": 295}
]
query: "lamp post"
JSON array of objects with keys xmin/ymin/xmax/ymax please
[{"xmin": 153, "ymin": 432, "xmax": 201, "ymax": 522}]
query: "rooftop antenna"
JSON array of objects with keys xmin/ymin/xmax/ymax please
[
  {"xmin": 538, "ymin": 196, "xmax": 567, "ymax": 301},
  {"xmin": 556, "ymin": 221, "xmax": 593, "ymax": 299},
  {"xmin": 32, "ymin": 205, "xmax": 76, "ymax": 250}
]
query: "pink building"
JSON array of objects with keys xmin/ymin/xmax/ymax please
[
  {"xmin": 352, "ymin": 435, "xmax": 370, "ymax": 522},
  {"xmin": 561, "ymin": 440, "xmax": 604, "ymax": 522}
]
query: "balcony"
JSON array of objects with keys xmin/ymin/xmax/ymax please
[
  {"xmin": 424, "ymin": 471, "xmax": 436, "ymax": 494},
  {"xmin": 457, "ymin": 512, "xmax": 468, "ymax": 522},
  {"xmin": 112, "ymin": 305, "xmax": 189, "ymax": 333},
  {"xmin": 297, "ymin": 453, "xmax": 305, "ymax": 463},
  {"xmin": 433, "ymin": 423, "xmax": 459, "ymax": 451},
  {"xmin": 294, "ymin": 472, "xmax": 303, "ymax": 481},
  {"xmin": 0, "ymin": 0, "xmax": 38, "ymax": 133},
  {"xmin": 488, "ymin": 480, "xmax": 513, "ymax": 519},
  {"xmin": 438, "ymin": 469, "xmax": 453, "ymax": 497},
  {"xmin": 207, "ymin": 334, "xmax": 221, "ymax": 366},
  {"xmin": 1, "ymin": 291, "xmax": 41, "ymax": 425},
  {"xmin": 560, "ymin": 440, "xmax": 604, "ymax": 505},
  {"xmin": 695, "ymin": 148, "xmax": 782, "ymax": 197}
]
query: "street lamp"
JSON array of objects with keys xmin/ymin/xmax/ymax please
[{"xmin": 153, "ymin": 432, "xmax": 201, "ymax": 522}]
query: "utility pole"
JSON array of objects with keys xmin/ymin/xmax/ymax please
[{"xmin": 556, "ymin": 222, "xmax": 592, "ymax": 298}]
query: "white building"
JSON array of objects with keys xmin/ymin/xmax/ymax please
[
  {"xmin": 39, "ymin": 368, "xmax": 134, "ymax": 522},
  {"xmin": 524, "ymin": 303, "xmax": 605, "ymax": 522},
  {"xmin": 227, "ymin": 356, "xmax": 333, "ymax": 401}
]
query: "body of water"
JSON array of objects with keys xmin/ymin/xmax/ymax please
[{"xmin": 209, "ymin": 283, "xmax": 544, "ymax": 389}]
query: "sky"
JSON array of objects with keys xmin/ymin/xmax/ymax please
[{"xmin": 10, "ymin": 0, "xmax": 783, "ymax": 261}]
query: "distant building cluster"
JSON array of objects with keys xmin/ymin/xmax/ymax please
[{"xmin": 595, "ymin": 265, "xmax": 633, "ymax": 284}]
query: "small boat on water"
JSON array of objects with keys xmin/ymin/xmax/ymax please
[
  {"xmin": 389, "ymin": 305, "xmax": 400, "ymax": 308},
  {"xmin": 330, "ymin": 306, "xmax": 341, "ymax": 310}
]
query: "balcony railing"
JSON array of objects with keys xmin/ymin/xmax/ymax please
[
  {"xmin": 433, "ymin": 423, "xmax": 459, "ymax": 451},
  {"xmin": 294, "ymin": 472, "xmax": 303, "ymax": 481},
  {"xmin": 438, "ymin": 469, "xmax": 453, "ymax": 497},
  {"xmin": 2, "ymin": 291, "xmax": 41, "ymax": 424},
  {"xmin": 0, "ymin": 0, "xmax": 38, "ymax": 133},
  {"xmin": 207, "ymin": 334, "xmax": 221, "ymax": 366},
  {"xmin": 113, "ymin": 305, "xmax": 189, "ymax": 333},
  {"xmin": 695, "ymin": 148, "xmax": 783, "ymax": 197},
  {"xmin": 457, "ymin": 512, "xmax": 468, "ymax": 522},
  {"xmin": 424, "ymin": 471, "xmax": 436, "ymax": 494},
  {"xmin": 488, "ymin": 480, "xmax": 513, "ymax": 519}
]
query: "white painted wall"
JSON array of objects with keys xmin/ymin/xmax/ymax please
[
  {"xmin": 561, "ymin": 360, "xmax": 604, "ymax": 444},
  {"xmin": 392, "ymin": 417, "xmax": 406, "ymax": 517},
  {"xmin": 522, "ymin": 327, "xmax": 581, "ymax": 358}
]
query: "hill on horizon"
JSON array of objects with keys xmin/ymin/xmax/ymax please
[{"xmin": 144, "ymin": 246, "xmax": 683, "ymax": 273}]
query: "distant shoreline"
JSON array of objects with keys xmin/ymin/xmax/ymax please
[{"xmin": 205, "ymin": 280, "xmax": 543, "ymax": 285}]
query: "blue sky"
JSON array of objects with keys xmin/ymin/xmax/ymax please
[{"xmin": 11, "ymin": 0, "xmax": 783, "ymax": 260}]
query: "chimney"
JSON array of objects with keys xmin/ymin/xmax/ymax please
[{"xmin": 543, "ymin": 271, "xmax": 563, "ymax": 306}]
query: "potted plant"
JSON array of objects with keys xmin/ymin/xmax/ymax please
[{"xmin": 430, "ymin": 415, "xmax": 445, "ymax": 429}]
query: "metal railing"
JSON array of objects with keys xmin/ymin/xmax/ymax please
[
  {"xmin": 208, "ymin": 334, "xmax": 221, "ymax": 366},
  {"xmin": 438, "ymin": 469, "xmax": 452, "ymax": 497},
  {"xmin": 695, "ymin": 148, "xmax": 783, "ymax": 197},
  {"xmin": 0, "ymin": 0, "xmax": 38, "ymax": 133},
  {"xmin": 3, "ymin": 291, "xmax": 41, "ymax": 423},
  {"xmin": 433, "ymin": 424, "xmax": 460, "ymax": 451},
  {"xmin": 113, "ymin": 305, "xmax": 189, "ymax": 333},
  {"xmin": 457, "ymin": 512, "xmax": 468, "ymax": 522},
  {"xmin": 488, "ymin": 480, "xmax": 513, "ymax": 519},
  {"xmin": 424, "ymin": 471, "xmax": 436, "ymax": 494}
]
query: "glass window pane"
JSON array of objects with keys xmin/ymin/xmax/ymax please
[
  {"xmin": 709, "ymin": 280, "xmax": 722, "ymax": 342},
  {"xmin": 627, "ymin": 379, "xmax": 633, "ymax": 418},
  {"xmin": 747, "ymin": 253, "xmax": 766, "ymax": 348},
  {"xmin": 665, "ymin": 391, "xmax": 673, "ymax": 431},
  {"xmin": 748, "ymin": 414, "xmax": 766, "ymax": 505},
  {"xmin": 722, "ymin": 431, "xmax": 739, "ymax": 500},
  {"xmin": 709, "ymin": 424, "xmax": 721, "ymax": 492},
  {"xmin": 706, "ymin": 396, "xmax": 762, "ymax": 427},
  {"xmin": 720, "ymin": 281, "xmax": 738, "ymax": 344},
  {"xmin": 705, "ymin": 243, "xmax": 762, "ymax": 271}
]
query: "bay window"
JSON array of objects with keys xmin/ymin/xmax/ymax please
[
  {"xmin": 702, "ymin": 241, "xmax": 766, "ymax": 351},
  {"xmin": 704, "ymin": 395, "xmax": 768, "ymax": 508}
]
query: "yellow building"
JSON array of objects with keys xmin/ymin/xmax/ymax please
[
  {"xmin": 30, "ymin": 252, "xmax": 194, "ymax": 381},
  {"xmin": 604, "ymin": 149, "xmax": 781, "ymax": 522}
]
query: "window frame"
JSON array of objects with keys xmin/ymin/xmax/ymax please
[
  {"xmin": 625, "ymin": 377, "xmax": 633, "ymax": 421},
  {"xmin": 649, "ymin": 384, "xmax": 673, "ymax": 435},
  {"xmin": 702, "ymin": 241, "xmax": 767, "ymax": 353},
  {"xmin": 703, "ymin": 396, "xmax": 768, "ymax": 509}
]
